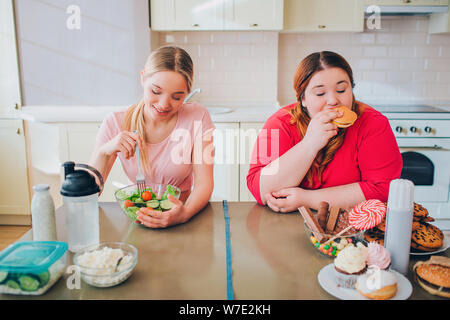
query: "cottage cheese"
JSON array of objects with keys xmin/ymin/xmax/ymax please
[{"xmin": 76, "ymin": 247, "xmax": 135, "ymax": 287}]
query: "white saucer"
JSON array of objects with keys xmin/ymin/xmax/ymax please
[
  {"xmin": 318, "ymin": 263, "xmax": 413, "ymax": 300},
  {"xmin": 410, "ymin": 232, "xmax": 450, "ymax": 256}
]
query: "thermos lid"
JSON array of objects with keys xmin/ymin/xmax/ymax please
[
  {"xmin": 387, "ymin": 179, "xmax": 414, "ymax": 211},
  {"xmin": 60, "ymin": 161, "xmax": 100, "ymax": 197}
]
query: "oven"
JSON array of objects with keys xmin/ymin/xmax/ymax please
[{"xmin": 377, "ymin": 105, "xmax": 450, "ymax": 229}]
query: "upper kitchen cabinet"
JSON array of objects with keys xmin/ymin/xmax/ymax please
[
  {"xmin": 364, "ymin": 0, "xmax": 448, "ymax": 5},
  {"xmin": 283, "ymin": 0, "xmax": 364, "ymax": 32},
  {"xmin": 150, "ymin": 0, "xmax": 283, "ymax": 31},
  {"xmin": 224, "ymin": 0, "xmax": 283, "ymax": 30},
  {"xmin": 0, "ymin": 0, "xmax": 21, "ymax": 116}
]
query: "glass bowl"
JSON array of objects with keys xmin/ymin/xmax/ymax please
[
  {"xmin": 114, "ymin": 183, "xmax": 181, "ymax": 222},
  {"xmin": 303, "ymin": 221, "xmax": 365, "ymax": 257},
  {"xmin": 73, "ymin": 242, "xmax": 138, "ymax": 288}
]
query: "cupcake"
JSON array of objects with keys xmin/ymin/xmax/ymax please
[
  {"xmin": 334, "ymin": 243, "xmax": 368, "ymax": 288},
  {"xmin": 356, "ymin": 268, "xmax": 398, "ymax": 300},
  {"xmin": 366, "ymin": 242, "xmax": 391, "ymax": 270}
]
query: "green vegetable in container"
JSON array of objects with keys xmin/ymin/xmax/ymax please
[
  {"xmin": 0, "ymin": 271, "xmax": 8, "ymax": 284},
  {"xmin": 18, "ymin": 275, "xmax": 40, "ymax": 292}
]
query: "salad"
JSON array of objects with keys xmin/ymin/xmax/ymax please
[{"xmin": 116, "ymin": 185, "xmax": 180, "ymax": 221}]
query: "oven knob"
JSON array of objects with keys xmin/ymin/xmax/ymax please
[
  {"xmin": 410, "ymin": 126, "xmax": 417, "ymax": 133},
  {"xmin": 424, "ymin": 126, "xmax": 432, "ymax": 133},
  {"xmin": 395, "ymin": 126, "xmax": 403, "ymax": 133}
]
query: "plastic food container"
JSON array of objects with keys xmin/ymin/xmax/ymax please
[
  {"xmin": 303, "ymin": 222, "xmax": 364, "ymax": 257},
  {"xmin": 0, "ymin": 241, "xmax": 68, "ymax": 295},
  {"xmin": 73, "ymin": 242, "xmax": 137, "ymax": 288},
  {"xmin": 115, "ymin": 183, "xmax": 181, "ymax": 222}
]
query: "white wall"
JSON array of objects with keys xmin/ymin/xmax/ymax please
[
  {"xmin": 278, "ymin": 16, "xmax": 450, "ymax": 106},
  {"xmin": 159, "ymin": 16, "xmax": 450, "ymax": 107},
  {"xmin": 14, "ymin": 0, "xmax": 151, "ymax": 106}
]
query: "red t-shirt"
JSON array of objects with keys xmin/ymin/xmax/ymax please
[{"xmin": 246, "ymin": 101, "xmax": 402, "ymax": 205}]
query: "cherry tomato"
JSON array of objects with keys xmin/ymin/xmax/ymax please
[
  {"xmin": 124, "ymin": 200, "xmax": 134, "ymax": 208},
  {"xmin": 142, "ymin": 191, "xmax": 152, "ymax": 201}
]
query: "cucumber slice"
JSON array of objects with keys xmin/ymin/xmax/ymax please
[
  {"xmin": 18, "ymin": 275, "xmax": 40, "ymax": 292},
  {"xmin": 37, "ymin": 271, "xmax": 50, "ymax": 288},
  {"xmin": 146, "ymin": 199, "xmax": 160, "ymax": 209},
  {"xmin": 6, "ymin": 279, "xmax": 20, "ymax": 290},
  {"xmin": 160, "ymin": 199, "xmax": 173, "ymax": 211},
  {"xmin": 0, "ymin": 271, "xmax": 7, "ymax": 284}
]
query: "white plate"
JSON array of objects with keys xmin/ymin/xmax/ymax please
[
  {"xmin": 410, "ymin": 232, "xmax": 450, "ymax": 256},
  {"xmin": 318, "ymin": 263, "xmax": 413, "ymax": 300}
]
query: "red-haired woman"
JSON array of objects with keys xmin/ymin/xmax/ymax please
[{"xmin": 247, "ymin": 51, "xmax": 402, "ymax": 212}]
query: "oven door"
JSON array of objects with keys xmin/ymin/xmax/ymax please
[{"xmin": 397, "ymin": 138, "xmax": 450, "ymax": 202}]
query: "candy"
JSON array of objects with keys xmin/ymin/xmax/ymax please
[{"xmin": 349, "ymin": 199, "xmax": 386, "ymax": 230}]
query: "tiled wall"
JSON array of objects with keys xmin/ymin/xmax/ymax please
[
  {"xmin": 158, "ymin": 31, "xmax": 279, "ymax": 105},
  {"xmin": 160, "ymin": 16, "xmax": 450, "ymax": 108}
]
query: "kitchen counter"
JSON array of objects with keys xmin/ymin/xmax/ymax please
[
  {"xmin": 2, "ymin": 202, "xmax": 448, "ymax": 300},
  {"xmin": 18, "ymin": 102, "xmax": 279, "ymax": 124}
]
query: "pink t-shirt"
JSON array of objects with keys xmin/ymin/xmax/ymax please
[{"xmin": 96, "ymin": 102, "xmax": 215, "ymax": 192}]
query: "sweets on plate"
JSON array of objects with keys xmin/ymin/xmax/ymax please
[
  {"xmin": 356, "ymin": 268, "xmax": 398, "ymax": 300},
  {"xmin": 364, "ymin": 202, "xmax": 444, "ymax": 253},
  {"xmin": 366, "ymin": 241, "xmax": 391, "ymax": 270},
  {"xmin": 333, "ymin": 243, "xmax": 368, "ymax": 288}
]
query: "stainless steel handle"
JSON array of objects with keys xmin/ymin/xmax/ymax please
[{"xmin": 399, "ymin": 145, "xmax": 447, "ymax": 150}]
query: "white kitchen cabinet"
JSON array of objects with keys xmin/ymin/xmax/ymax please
[
  {"xmin": 364, "ymin": 0, "xmax": 448, "ymax": 5},
  {"xmin": 0, "ymin": 119, "xmax": 31, "ymax": 222},
  {"xmin": 211, "ymin": 123, "xmax": 240, "ymax": 201},
  {"xmin": 224, "ymin": 0, "xmax": 283, "ymax": 30},
  {"xmin": 0, "ymin": 0, "xmax": 21, "ymax": 116},
  {"xmin": 63, "ymin": 123, "xmax": 131, "ymax": 202},
  {"xmin": 429, "ymin": 12, "xmax": 450, "ymax": 33},
  {"xmin": 283, "ymin": 0, "xmax": 364, "ymax": 32},
  {"xmin": 239, "ymin": 122, "xmax": 264, "ymax": 201},
  {"xmin": 150, "ymin": 0, "xmax": 283, "ymax": 31}
]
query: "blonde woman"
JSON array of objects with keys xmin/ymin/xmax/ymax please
[
  {"xmin": 247, "ymin": 51, "xmax": 402, "ymax": 212},
  {"xmin": 90, "ymin": 46, "xmax": 215, "ymax": 228}
]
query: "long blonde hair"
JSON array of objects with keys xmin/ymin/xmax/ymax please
[
  {"xmin": 122, "ymin": 46, "xmax": 194, "ymax": 175},
  {"xmin": 289, "ymin": 51, "xmax": 360, "ymax": 187}
]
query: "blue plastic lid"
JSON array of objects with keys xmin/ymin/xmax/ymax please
[{"xmin": 0, "ymin": 241, "xmax": 68, "ymax": 274}]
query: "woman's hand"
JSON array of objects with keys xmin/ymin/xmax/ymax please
[
  {"xmin": 302, "ymin": 107, "xmax": 342, "ymax": 152},
  {"xmin": 100, "ymin": 131, "xmax": 143, "ymax": 160},
  {"xmin": 265, "ymin": 187, "xmax": 305, "ymax": 213},
  {"xmin": 136, "ymin": 194, "xmax": 188, "ymax": 228}
]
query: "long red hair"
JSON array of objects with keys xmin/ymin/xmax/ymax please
[{"xmin": 288, "ymin": 51, "xmax": 361, "ymax": 187}]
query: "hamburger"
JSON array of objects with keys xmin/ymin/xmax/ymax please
[
  {"xmin": 413, "ymin": 256, "xmax": 450, "ymax": 298},
  {"xmin": 332, "ymin": 106, "xmax": 357, "ymax": 128}
]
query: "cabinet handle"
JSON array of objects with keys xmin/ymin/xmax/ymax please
[
  {"xmin": 318, "ymin": 25, "xmax": 326, "ymax": 29},
  {"xmin": 16, "ymin": 128, "xmax": 21, "ymax": 135},
  {"xmin": 14, "ymin": 103, "xmax": 20, "ymax": 110},
  {"xmin": 403, "ymin": 0, "xmax": 411, "ymax": 3},
  {"xmin": 192, "ymin": 23, "xmax": 199, "ymax": 27},
  {"xmin": 250, "ymin": 23, "xmax": 258, "ymax": 27}
]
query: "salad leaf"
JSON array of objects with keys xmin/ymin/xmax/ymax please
[{"xmin": 161, "ymin": 185, "xmax": 179, "ymax": 200}]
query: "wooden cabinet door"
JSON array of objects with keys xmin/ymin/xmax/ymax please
[
  {"xmin": 0, "ymin": 119, "xmax": 30, "ymax": 215},
  {"xmin": 65, "ymin": 123, "xmax": 130, "ymax": 202},
  {"xmin": 239, "ymin": 122, "xmax": 264, "ymax": 201},
  {"xmin": 211, "ymin": 123, "xmax": 239, "ymax": 201},
  {"xmin": 284, "ymin": 0, "xmax": 364, "ymax": 32},
  {"xmin": 224, "ymin": 0, "xmax": 283, "ymax": 30},
  {"xmin": 0, "ymin": 0, "xmax": 21, "ymax": 116},
  {"xmin": 151, "ymin": 0, "xmax": 224, "ymax": 30}
]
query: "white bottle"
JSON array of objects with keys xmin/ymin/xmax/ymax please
[
  {"xmin": 384, "ymin": 179, "xmax": 414, "ymax": 275},
  {"xmin": 31, "ymin": 184, "xmax": 57, "ymax": 241}
]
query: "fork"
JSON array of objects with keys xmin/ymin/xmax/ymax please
[{"xmin": 134, "ymin": 131, "xmax": 146, "ymax": 195}]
